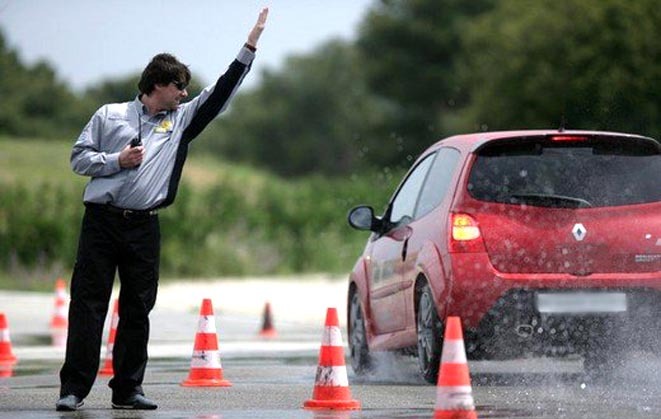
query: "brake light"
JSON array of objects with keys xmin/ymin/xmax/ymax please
[
  {"xmin": 452, "ymin": 214, "xmax": 480, "ymax": 241},
  {"xmin": 550, "ymin": 135, "xmax": 588, "ymax": 142},
  {"xmin": 449, "ymin": 213, "xmax": 486, "ymax": 253}
]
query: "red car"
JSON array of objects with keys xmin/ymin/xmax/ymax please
[{"xmin": 347, "ymin": 130, "xmax": 661, "ymax": 382}]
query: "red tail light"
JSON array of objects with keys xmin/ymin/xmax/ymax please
[
  {"xmin": 449, "ymin": 213, "xmax": 486, "ymax": 253},
  {"xmin": 550, "ymin": 135, "xmax": 588, "ymax": 142}
]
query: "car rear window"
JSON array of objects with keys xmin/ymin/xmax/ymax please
[{"xmin": 467, "ymin": 136, "xmax": 661, "ymax": 208}]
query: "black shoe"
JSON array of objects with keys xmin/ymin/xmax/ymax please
[
  {"xmin": 56, "ymin": 395, "xmax": 84, "ymax": 411},
  {"xmin": 112, "ymin": 393, "xmax": 158, "ymax": 410}
]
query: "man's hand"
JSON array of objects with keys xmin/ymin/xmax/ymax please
[
  {"xmin": 119, "ymin": 144, "xmax": 144, "ymax": 168},
  {"xmin": 247, "ymin": 7, "xmax": 269, "ymax": 49}
]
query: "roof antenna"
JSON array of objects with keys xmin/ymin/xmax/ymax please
[{"xmin": 558, "ymin": 115, "xmax": 566, "ymax": 132}]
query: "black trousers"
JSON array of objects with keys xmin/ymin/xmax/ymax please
[{"xmin": 59, "ymin": 205, "xmax": 160, "ymax": 399}]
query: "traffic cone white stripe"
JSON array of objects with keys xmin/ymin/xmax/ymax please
[
  {"xmin": 190, "ymin": 350, "xmax": 223, "ymax": 369},
  {"xmin": 197, "ymin": 315, "xmax": 217, "ymax": 333},
  {"xmin": 55, "ymin": 305, "xmax": 67, "ymax": 317},
  {"xmin": 0, "ymin": 330, "xmax": 9, "ymax": 341},
  {"xmin": 314, "ymin": 365, "xmax": 350, "ymax": 387},
  {"xmin": 435, "ymin": 385, "xmax": 475, "ymax": 410},
  {"xmin": 321, "ymin": 326, "xmax": 343, "ymax": 347},
  {"xmin": 440, "ymin": 339, "xmax": 467, "ymax": 364}
]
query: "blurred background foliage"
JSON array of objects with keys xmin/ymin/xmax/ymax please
[{"xmin": 1, "ymin": 0, "xmax": 659, "ymax": 288}]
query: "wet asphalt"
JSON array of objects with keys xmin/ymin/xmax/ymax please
[{"xmin": 4, "ymin": 287, "xmax": 661, "ymax": 418}]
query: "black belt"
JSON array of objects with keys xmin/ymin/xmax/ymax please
[{"xmin": 85, "ymin": 203, "xmax": 158, "ymax": 219}]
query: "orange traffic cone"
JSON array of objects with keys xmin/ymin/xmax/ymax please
[
  {"xmin": 0, "ymin": 313, "xmax": 17, "ymax": 366},
  {"xmin": 181, "ymin": 298, "xmax": 231, "ymax": 387},
  {"xmin": 434, "ymin": 316, "xmax": 477, "ymax": 419},
  {"xmin": 304, "ymin": 307, "xmax": 360, "ymax": 410},
  {"xmin": 99, "ymin": 298, "xmax": 119, "ymax": 376},
  {"xmin": 50, "ymin": 278, "xmax": 69, "ymax": 329},
  {"xmin": 50, "ymin": 278, "xmax": 69, "ymax": 347},
  {"xmin": 258, "ymin": 301, "xmax": 277, "ymax": 338}
]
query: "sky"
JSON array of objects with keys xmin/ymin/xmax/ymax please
[{"xmin": 0, "ymin": 0, "xmax": 374, "ymax": 92}]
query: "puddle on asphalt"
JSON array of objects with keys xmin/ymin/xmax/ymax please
[
  {"xmin": 478, "ymin": 404, "xmax": 535, "ymax": 418},
  {"xmin": 0, "ymin": 361, "xmax": 60, "ymax": 378},
  {"xmin": 14, "ymin": 333, "xmax": 52, "ymax": 346}
]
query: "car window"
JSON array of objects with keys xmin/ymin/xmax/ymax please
[
  {"xmin": 389, "ymin": 154, "xmax": 434, "ymax": 223},
  {"xmin": 468, "ymin": 138, "xmax": 661, "ymax": 208},
  {"xmin": 415, "ymin": 148, "xmax": 461, "ymax": 218}
]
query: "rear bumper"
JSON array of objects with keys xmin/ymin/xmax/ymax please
[
  {"xmin": 447, "ymin": 253, "xmax": 661, "ymax": 357},
  {"xmin": 465, "ymin": 288, "xmax": 661, "ymax": 358}
]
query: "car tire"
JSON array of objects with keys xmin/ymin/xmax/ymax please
[
  {"xmin": 348, "ymin": 290, "xmax": 372, "ymax": 375},
  {"xmin": 416, "ymin": 281, "xmax": 444, "ymax": 384}
]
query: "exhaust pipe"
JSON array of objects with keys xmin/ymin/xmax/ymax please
[{"xmin": 516, "ymin": 324, "xmax": 533, "ymax": 338}]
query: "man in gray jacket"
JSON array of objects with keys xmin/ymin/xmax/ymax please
[{"xmin": 56, "ymin": 8, "xmax": 269, "ymax": 412}]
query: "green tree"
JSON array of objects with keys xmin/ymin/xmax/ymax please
[
  {"xmin": 0, "ymin": 31, "xmax": 84, "ymax": 139},
  {"xmin": 356, "ymin": 0, "xmax": 496, "ymax": 162},
  {"xmin": 449, "ymin": 0, "xmax": 661, "ymax": 138}
]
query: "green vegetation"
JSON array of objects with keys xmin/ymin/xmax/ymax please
[{"xmin": 0, "ymin": 137, "xmax": 400, "ymax": 290}]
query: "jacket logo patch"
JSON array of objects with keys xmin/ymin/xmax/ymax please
[{"xmin": 155, "ymin": 120, "xmax": 173, "ymax": 133}]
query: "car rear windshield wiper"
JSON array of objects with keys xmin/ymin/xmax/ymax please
[{"xmin": 509, "ymin": 193, "xmax": 593, "ymax": 208}]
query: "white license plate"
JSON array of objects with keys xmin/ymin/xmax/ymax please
[{"xmin": 536, "ymin": 292, "xmax": 627, "ymax": 314}]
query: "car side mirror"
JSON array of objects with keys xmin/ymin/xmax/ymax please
[{"xmin": 348, "ymin": 205, "xmax": 379, "ymax": 232}]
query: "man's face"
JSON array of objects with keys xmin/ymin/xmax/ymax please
[{"xmin": 155, "ymin": 81, "xmax": 188, "ymax": 111}]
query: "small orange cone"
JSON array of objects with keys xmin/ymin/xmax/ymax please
[
  {"xmin": 50, "ymin": 278, "xmax": 69, "ymax": 329},
  {"xmin": 0, "ymin": 313, "xmax": 17, "ymax": 366},
  {"xmin": 181, "ymin": 298, "xmax": 231, "ymax": 387},
  {"xmin": 50, "ymin": 278, "xmax": 69, "ymax": 347},
  {"xmin": 433, "ymin": 316, "xmax": 477, "ymax": 419},
  {"xmin": 99, "ymin": 298, "xmax": 119, "ymax": 376},
  {"xmin": 258, "ymin": 302, "xmax": 277, "ymax": 338},
  {"xmin": 304, "ymin": 307, "xmax": 360, "ymax": 411}
]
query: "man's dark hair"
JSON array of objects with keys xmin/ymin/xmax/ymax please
[{"xmin": 138, "ymin": 53, "xmax": 191, "ymax": 95}]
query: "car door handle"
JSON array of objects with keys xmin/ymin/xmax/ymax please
[{"xmin": 401, "ymin": 238, "xmax": 409, "ymax": 261}]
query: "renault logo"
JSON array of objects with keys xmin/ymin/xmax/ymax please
[{"xmin": 572, "ymin": 223, "xmax": 587, "ymax": 241}]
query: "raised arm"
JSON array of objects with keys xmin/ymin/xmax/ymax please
[{"xmin": 177, "ymin": 7, "xmax": 270, "ymax": 141}]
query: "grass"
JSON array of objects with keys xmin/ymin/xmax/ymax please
[
  {"xmin": 0, "ymin": 136, "xmax": 276, "ymax": 190},
  {"xmin": 0, "ymin": 137, "xmax": 86, "ymax": 187}
]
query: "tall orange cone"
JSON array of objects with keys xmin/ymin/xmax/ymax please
[
  {"xmin": 258, "ymin": 301, "xmax": 277, "ymax": 338},
  {"xmin": 304, "ymin": 307, "xmax": 360, "ymax": 410},
  {"xmin": 0, "ymin": 313, "xmax": 17, "ymax": 366},
  {"xmin": 99, "ymin": 298, "xmax": 119, "ymax": 376},
  {"xmin": 434, "ymin": 316, "xmax": 477, "ymax": 419},
  {"xmin": 181, "ymin": 298, "xmax": 231, "ymax": 387}
]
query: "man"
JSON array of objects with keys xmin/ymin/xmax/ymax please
[{"xmin": 56, "ymin": 8, "xmax": 269, "ymax": 412}]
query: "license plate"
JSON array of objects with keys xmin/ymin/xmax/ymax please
[{"xmin": 536, "ymin": 292, "xmax": 627, "ymax": 314}]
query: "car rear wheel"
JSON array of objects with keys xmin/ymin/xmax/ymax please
[
  {"xmin": 416, "ymin": 282, "xmax": 444, "ymax": 384},
  {"xmin": 348, "ymin": 290, "xmax": 372, "ymax": 374}
]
